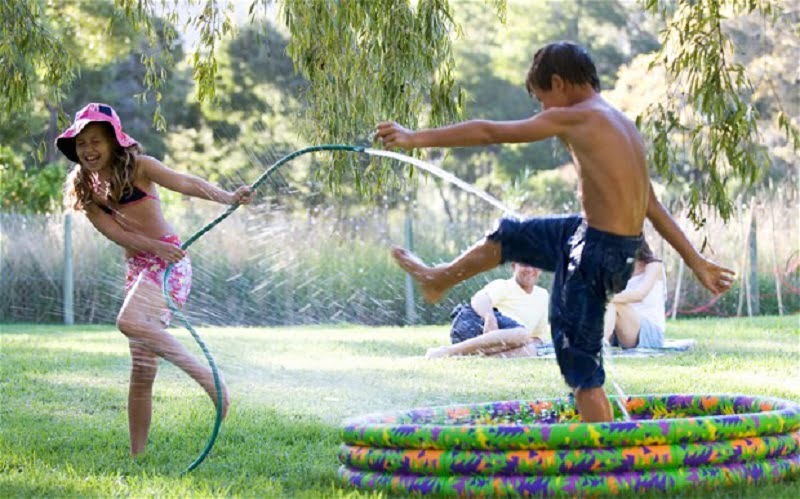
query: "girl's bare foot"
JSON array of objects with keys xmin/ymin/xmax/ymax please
[
  {"xmin": 206, "ymin": 376, "xmax": 230, "ymax": 420},
  {"xmin": 390, "ymin": 247, "xmax": 449, "ymax": 303}
]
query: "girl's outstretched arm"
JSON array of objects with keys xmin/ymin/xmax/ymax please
[{"xmin": 138, "ymin": 155, "xmax": 252, "ymax": 205}]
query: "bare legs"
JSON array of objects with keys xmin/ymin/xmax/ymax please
[
  {"xmin": 128, "ymin": 340, "xmax": 158, "ymax": 455},
  {"xmin": 117, "ymin": 276, "xmax": 229, "ymax": 456},
  {"xmin": 393, "ymin": 238, "xmax": 617, "ymax": 422},
  {"xmin": 574, "ymin": 387, "xmax": 614, "ymax": 422},
  {"xmin": 588, "ymin": 302, "xmax": 644, "ymax": 422},
  {"xmin": 391, "ymin": 238, "xmax": 502, "ymax": 303},
  {"xmin": 603, "ymin": 302, "xmax": 641, "ymax": 348},
  {"xmin": 491, "ymin": 343, "xmax": 540, "ymax": 358},
  {"xmin": 426, "ymin": 328, "xmax": 540, "ymax": 358},
  {"xmin": 575, "ymin": 311, "xmax": 624, "ymax": 422}
]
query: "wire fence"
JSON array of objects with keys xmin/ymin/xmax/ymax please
[{"xmin": 1, "ymin": 194, "xmax": 798, "ymax": 326}]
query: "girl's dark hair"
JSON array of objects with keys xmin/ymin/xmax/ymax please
[
  {"xmin": 636, "ymin": 240, "xmax": 662, "ymax": 264},
  {"xmin": 526, "ymin": 42, "xmax": 601, "ymax": 94}
]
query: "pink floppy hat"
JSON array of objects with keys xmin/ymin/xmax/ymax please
[{"xmin": 55, "ymin": 103, "xmax": 138, "ymax": 163}]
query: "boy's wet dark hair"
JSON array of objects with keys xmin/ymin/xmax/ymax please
[{"xmin": 526, "ymin": 42, "xmax": 601, "ymax": 94}]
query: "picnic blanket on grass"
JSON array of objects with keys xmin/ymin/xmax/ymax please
[{"xmin": 535, "ymin": 339, "xmax": 696, "ymax": 358}]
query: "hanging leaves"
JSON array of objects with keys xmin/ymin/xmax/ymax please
[
  {"xmin": 280, "ymin": 0, "xmax": 472, "ymax": 190},
  {"xmin": 639, "ymin": 0, "xmax": 798, "ymax": 225},
  {"xmin": 0, "ymin": 1, "xmax": 78, "ymax": 115},
  {"xmin": 4, "ymin": 0, "xmax": 796, "ymax": 209}
]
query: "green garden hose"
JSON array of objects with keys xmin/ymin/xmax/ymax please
[{"xmin": 162, "ymin": 144, "xmax": 365, "ymax": 473}]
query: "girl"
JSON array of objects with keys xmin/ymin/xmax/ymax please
[
  {"xmin": 58, "ymin": 103, "xmax": 252, "ymax": 455},
  {"xmin": 603, "ymin": 239, "xmax": 667, "ymax": 349}
]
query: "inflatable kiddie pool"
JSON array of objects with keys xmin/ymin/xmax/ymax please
[{"xmin": 339, "ymin": 394, "xmax": 800, "ymax": 495}]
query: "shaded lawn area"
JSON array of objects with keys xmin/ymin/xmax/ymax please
[{"xmin": 1, "ymin": 316, "xmax": 798, "ymax": 497}]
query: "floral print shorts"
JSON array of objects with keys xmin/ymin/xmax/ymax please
[{"xmin": 125, "ymin": 234, "xmax": 192, "ymax": 325}]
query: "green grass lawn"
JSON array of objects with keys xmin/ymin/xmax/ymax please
[{"xmin": 1, "ymin": 316, "xmax": 798, "ymax": 497}]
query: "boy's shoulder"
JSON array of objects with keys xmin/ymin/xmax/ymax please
[
  {"xmin": 541, "ymin": 101, "xmax": 614, "ymax": 131},
  {"xmin": 565, "ymin": 95, "xmax": 627, "ymax": 119}
]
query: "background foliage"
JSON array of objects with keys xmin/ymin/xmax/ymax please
[
  {"xmin": 2, "ymin": 0, "xmax": 798, "ymax": 216},
  {"xmin": 1, "ymin": 0, "xmax": 797, "ymax": 324}
]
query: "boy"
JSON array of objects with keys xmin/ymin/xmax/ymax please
[{"xmin": 376, "ymin": 42, "xmax": 734, "ymax": 423}]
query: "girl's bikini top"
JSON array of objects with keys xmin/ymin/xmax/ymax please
[{"xmin": 97, "ymin": 185, "xmax": 158, "ymax": 216}]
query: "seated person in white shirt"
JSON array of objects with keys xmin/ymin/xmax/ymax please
[
  {"xmin": 426, "ymin": 263, "xmax": 549, "ymax": 358},
  {"xmin": 603, "ymin": 239, "xmax": 666, "ymax": 349}
]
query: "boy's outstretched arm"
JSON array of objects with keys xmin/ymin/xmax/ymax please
[
  {"xmin": 376, "ymin": 109, "xmax": 579, "ymax": 150},
  {"xmin": 645, "ymin": 183, "xmax": 735, "ymax": 295}
]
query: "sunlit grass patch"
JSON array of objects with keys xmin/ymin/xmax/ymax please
[{"xmin": 1, "ymin": 316, "xmax": 798, "ymax": 497}]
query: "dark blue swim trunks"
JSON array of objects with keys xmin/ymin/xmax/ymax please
[
  {"xmin": 487, "ymin": 215, "xmax": 641, "ymax": 389},
  {"xmin": 449, "ymin": 303, "xmax": 524, "ymax": 344}
]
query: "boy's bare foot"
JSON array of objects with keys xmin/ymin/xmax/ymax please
[
  {"xmin": 425, "ymin": 346, "xmax": 450, "ymax": 359},
  {"xmin": 391, "ymin": 247, "xmax": 448, "ymax": 303}
]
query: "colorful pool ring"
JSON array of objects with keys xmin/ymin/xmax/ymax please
[{"xmin": 339, "ymin": 394, "xmax": 800, "ymax": 495}]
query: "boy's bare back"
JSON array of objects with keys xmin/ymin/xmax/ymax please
[{"xmin": 558, "ymin": 95, "xmax": 650, "ymax": 237}]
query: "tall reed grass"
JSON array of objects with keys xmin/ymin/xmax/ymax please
[{"xmin": 1, "ymin": 192, "xmax": 797, "ymax": 325}]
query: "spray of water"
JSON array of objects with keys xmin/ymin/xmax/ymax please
[
  {"xmin": 7, "ymin": 143, "xmax": 630, "ymax": 473},
  {"xmin": 364, "ymin": 149, "xmax": 522, "ymax": 219}
]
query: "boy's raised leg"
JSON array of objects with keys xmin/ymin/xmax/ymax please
[{"xmin": 392, "ymin": 237, "xmax": 502, "ymax": 303}]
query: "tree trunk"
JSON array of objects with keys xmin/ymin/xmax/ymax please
[
  {"xmin": 770, "ymin": 190, "xmax": 784, "ymax": 315},
  {"xmin": 736, "ymin": 200, "xmax": 757, "ymax": 317},
  {"xmin": 748, "ymin": 197, "xmax": 759, "ymax": 315},
  {"xmin": 435, "ymin": 179, "xmax": 454, "ymax": 224},
  {"xmin": 671, "ymin": 258, "xmax": 684, "ymax": 320},
  {"xmin": 45, "ymin": 102, "xmax": 60, "ymax": 164},
  {"xmin": 404, "ymin": 199, "xmax": 417, "ymax": 326}
]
